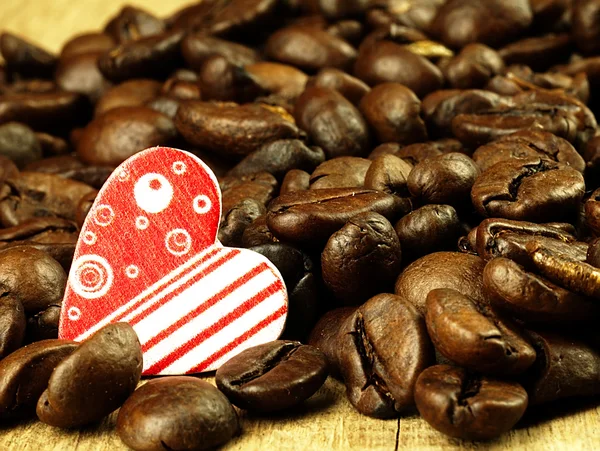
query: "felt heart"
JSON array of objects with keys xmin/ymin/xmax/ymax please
[{"xmin": 58, "ymin": 147, "xmax": 288, "ymax": 375}]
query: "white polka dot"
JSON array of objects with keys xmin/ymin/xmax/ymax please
[
  {"xmin": 68, "ymin": 306, "xmax": 81, "ymax": 321},
  {"xmin": 94, "ymin": 205, "xmax": 114, "ymax": 227},
  {"xmin": 136, "ymin": 216, "xmax": 149, "ymax": 230},
  {"xmin": 193, "ymin": 195, "xmax": 212, "ymax": 214},
  {"xmin": 117, "ymin": 169, "xmax": 129, "ymax": 182},
  {"xmin": 172, "ymin": 161, "xmax": 186, "ymax": 175},
  {"xmin": 134, "ymin": 173, "xmax": 173, "ymax": 214},
  {"xmin": 165, "ymin": 229, "xmax": 192, "ymax": 256},
  {"xmin": 83, "ymin": 231, "xmax": 97, "ymax": 245},
  {"xmin": 70, "ymin": 255, "xmax": 114, "ymax": 299},
  {"xmin": 125, "ymin": 265, "xmax": 139, "ymax": 278}
]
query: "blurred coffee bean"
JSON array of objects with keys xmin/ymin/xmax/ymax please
[
  {"xmin": 471, "ymin": 157, "xmax": 585, "ymax": 222},
  {"xmin": 55, "ymin": 52, "xmax": 111, "ymax": 103},
  {"xmin": 98, "ymin": 30, "xmax": 185, "ymax": 82},
  {"xmin": 218, "ymin": 198, "xmax": 265, "ymax": 247},
  {"xmin": 267, "ymin": 188, "xmax": 410, "ymax": 246},
  {"xmin": 177, "ymin": 101, "xmax": 299, "ymax": 158},
  {"xmin": 572, "ymin": 0, "xmax": 600, "ymax": 55},
  {"xmin": 395, "ymin": 252, "xmax": 487, "ymax": 314},
  {"xmin": 408, "ymin": 153, "xmax": 479, "ymax": 208},
  {"xmin": 587, "ymin": 238, "xmax": 600, "ymax": 267},
  {"xmin": 246, "ymin": 62, "xmax": 308, "ymax": 100},
  {"xmin": 499, "ymin": 34, "xmax": 571, "ymax": 71},
  {"xmin": 281, "ymin": 169, "xmax": 310, "ymax": 194},
  {"xmin": 359, "ymin": 83, "xmax": 427, "ymax": 144},
  {"xmin": 95, "ymin": 79, "xmax": 162, "ymax": 116},
  {"xmin": 395, "ymin": 205, "xmax": 462, "ymax": 260},
  {"xmin": 338, "ymin": 294, "xmax": 433, "ymax": 418},
  {"xmin": 216, "ymin": 341, "xmax": 328, "ymax": 412},
  {"xmin": 197, "ymin": 55, "xmax": 264, "ymax": 103},
  {"xmin": 181, "ymin": 34, "xmax": 260, "ymax": 70},
  {"xmin": 364, "ymin": 154, "xmax": 412, "ymax": 196},
  {"xmin": 322, "ymin": 212, "xmax": 402, "ymax": 305},
  {"xmin": 60, "ymin": 32, "xmax": 116, "ymax": 60},
  {"xmin": 229, "ymin": 139, "xmax": 324, "ymax": 181},
  {"xmin": 431, "ymin": 0, "xmax": 533, "ymax": 48},
  {"xmin": 441, "ymin": 44, "xmax": 505, "ymax": 89},
  {"xmin": 265, "ymin": 26, "xmax": 357, "ymax": 73},
  {"xmin": 0, "ymin": 296, "xmax": 26, "ymax": 360},
  {"xmin": 415, "ymin": 365, "xmax": 528, "ymax": 440},
  {"xmin": 367, "ymin": 1, "xmax": 444, "ymax": 31},
  {"xmin": 34, "ymin": 132, "xmax": 69, "ymax": 156},
  {"xmin": 0, "ymin": 33, "xmax": 56, "ymax": 79},
  {"xmin": 37, "ymin": 323, "xmax": 142, "ymax": 428},
  {"xmin": 77, "ymin": 106, "xmax": 176, "ymax": 166},
  {"xmin": 585, "ymin": 188, "xmax": 600, "ymax": 235},
  {"xmin": 104, "ymin": 5, "xmax": 165, "ymax": 43},
  {"xmin": 307, "ymin": 67, "xmax": 369, "ymax": 105},
  {"xmin": 25, "ymin": 155, "xmax": 113, "ymax": 189},
  {"xmin": 0, "ymin": 122, "xmax": 42, "ymax": 168},
  {"xmin": 117, "ymin": 377, "xmax": 238, "ymax": 451},
  {"xmin": 76, "ymin": 191, "xmax": 96, "ymax": 228},
  {"xmin": 310, "ymin": 157, "xmax": 370, "ymax": 189},
  {"xmin": 295, "ymin": 86, "xmax": 370, "ymax": 158},
  {"xmin": 0, "ymin": 339, "xmax": 77, "ymax": 419},
  {"xmin": 354, "ymin": 41, "xmax": 444, "ymax": 97}
]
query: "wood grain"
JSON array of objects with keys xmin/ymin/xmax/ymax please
[{"xmin": 1, "ymin": 1, "xmax": 599, "ymax": 449}]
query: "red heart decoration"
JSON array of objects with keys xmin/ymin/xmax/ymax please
[{"xmin": 59, "ymin": 147, "xmax": 288, "ymax": 375}]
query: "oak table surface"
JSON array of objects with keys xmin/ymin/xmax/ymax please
[{"xmin": 0, "ymin": 1, "xmax": 599, "ymax": 450}]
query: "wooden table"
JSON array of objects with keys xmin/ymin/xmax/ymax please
[{"xmin": 1, "ymin": 1, "xmax": 599, "ymax": 449}]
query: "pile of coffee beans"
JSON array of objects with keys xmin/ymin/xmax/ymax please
[{"xmin": 2, "ymin": 0, "xmax": 600, "ymax": 447}]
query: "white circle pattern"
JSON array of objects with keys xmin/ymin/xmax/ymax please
[
  {"xmin": 68, "ymin": 306, "xmax": 81, "ymax": 321},
  {"xmin": 193, "ymin": 195, "xmax": 212, "ymax": 214},
  {"xmin": 83, "ymin": 231, "xmax": 97, "ymax": 245},
  {"xmin": 172, "ymin": 161, "xmax": 186, "ymax": 175},
  {"xmin": 70, "ymin": 255, "xmax": 114, "ymax": 299},
  {"xmin": 94, "ymin": 205, "xmax": 115, "ymax": 227},
  {"xmin": 134, "ymin": 173, "xmax": 173, "ymax": 214},
  {"xmin": 165, "ymin": 229, "xmax": 192, "ymax": 256},
  {"xmin": 136, "ymin": 216, "xmax": 149, "ymax": 230},
  {"xmin": 125, "ymin": 265, "xmax": 139, "ymax": 278}
]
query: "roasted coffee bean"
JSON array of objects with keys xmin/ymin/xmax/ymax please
[
  {"xmin": 338, "ymin": 294, "xmax": 433, "ymax": 418},
  {"xmin": 589, "ymin": 238, "xmax": 600, "ymax": 268},
  {"xmin": 363, "ymin": 154, "xmax": 412, "ymax": 196},
  {"xmin": 103, "ymin": 5, "xmax": 165, "ymax": 43},
  {"xmin": 572, "ymin": 0, "xmax": 600, "ymax": 55},
  {"xmin": 228, "ymin": 139, "xmax": 325, "ymax": 181},
  {"xmin": 98, "ymin": 30, "xmax": 185, "ymax": 82},
  {"xmin": 0, "ymin": 122, "xmax": 42, "ymax": 168},
  {"xmin": 308, "ymin": 307, "xmax": 355, "ymax": 377},
  {"xmin": 359, "ymin": 83, "xmax": 427, "ymax": 144},
  {"xmin": 241, "ymin": 215, "xmax": 277, "ymax": 247},
  {"xmin": 483, "ymin": 257, "xmax": 600, "ymax": 323},
  {"xmin": 426, "ymin": 288, "xmax": 535, "ymax": 375},
  {"xmin": 432, "ymin": 0, "xmax": 533, "ymax": 48},
  {"xmin": 354, "ymin": 40, "xmax": 444, "ymax": 97},
  {"xmin": 265, "ymin": 26, "xmax": 357, "ymax": 73},
  {"xmin": 395, "ymin": 252, "xmax": 487, "ymax": 314},
  {"xmin": 524, "ymin": 330, "xmax": 600, "ymax": 405},
  {"xmin": 441, "ymin": 44, "xmax": 505, "ymax": 89},
  {"xmin": 281, "ymin": 169, "xmax": 310, "ymax": 194},
  {"xmin": 394, "ymin": 205, "xmax": 462, "ymax": 260},
  {"xmin": 408, "ymin": 153, "xmax": 479, "ymax": 208},
  {"xmin": 216, "ymin": 341, "xmax": 328, "ymax": 412},
  {"xmin": 0, "ymin": 172, "xmax": 96, "ymax": 226},
  {"xmin": 25, "ymin": 155, "xmax": 113, "ymax": 190},
  {"xmin": 366, "ymin": 0, "xmax": 443, "ymax": 31},
  {"xmin": 472, "ymin": 129, "xmax": 585, "ymax": 174},
  {"xmin": 181, "ymin": 33, "xmax": 260, "ymax": 70},
  {"xmin": 60, "ymin": 32, "xmax": 116, "ymax": 61},
  {"xmin": 176, "ymin": 101, "xmax": 299, "ymax": 158},
  {"xmin": 94, "ymin": 79, "xmax": 162, "ymax": 117},
  {"xmin": 246, "ymin": 62, "xmax": 308, "ymax": 100},
  {"xmin": 309, "ymin": 157, "xmax": 371, "ymax": 189},
  {"xmin": 0, "ymin": 296, "xmax": 26, "ymax": 360},
  {"xmin": 34, "ymin": 132, "xmax": 69, "ymax": 156},
  {"xmin": 415, "ymin": 365, "xmax": 528, "ymax": 440},
  {"xmin": 197, "ymin": 55, "xmax": 265, "ymax": 103},
  {"xmin": 55, "ymin": 52, "xmax": 111, "ymax": 103},
  {"xmin": 220, "ymin": 172, "xmax": 278, "ymax": 216},
  {"xmin": 77, "ymin": 106, "xmax": 176, "ymax": 166},
  {"xmin": 499, "ymin": 34, "xmax": 571, "ymax": 72},
  {"xmin": 295, "ymin": 86, "xmax": 370, "ymax": 158},
  {"xmin": 218, "ymin": 198, "xmax": 265, "ymax": 247},
  {"xmin": 585, "ymin": 188, "xmax": 600, "ymax": 236},
  {"xmin": 0, "ymin": 33, "xmax": 56, "ymax": 79},
  {"xmin": 471, "ymin": 157, "xmax": 585, "ymax": 222},
  {"xmin": 0, "ymin": 339, "xmax": 77, "ymax": 419},
  {"xmin": 36, "ymin": 323, "xmax": 142, "ymax": 428},
  {"xmin": 117, "ymin": 377, "xmax": 239, "ymax": 451},
  {"xmin": 267, "ymin": 188, "xmax": 410, "ymax": 246},
  {"xmin": 322, "ymin": 212, "xmax": 401, "ymax": 305},
  {"xmin": 307, "ymin": 68, "xmax": 370, "ymax": 105}
]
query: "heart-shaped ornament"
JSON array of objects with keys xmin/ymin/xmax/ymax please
[{"xmin": 59, "ymin": 147, "xmax": 288, "ymax": 375}]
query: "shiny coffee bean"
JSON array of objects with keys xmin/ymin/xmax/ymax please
[
  {"xmin": 218, "ymin": 198, "xmax": 264, "ymax": 247},
  {"xmin": 338, "ymin": 294, "xmax": 433, "ymax": 418},
  {"xmin": 196, "ymin": 55, "xmax": 264, "ymax": 103},
  {"xmin": 281, "ymin": 169, "xmax": 310, "ymax": 194},
  {"xmin": 588, "ymin": 238, "xmax": 600, "ymax": 268},
  {"xmin": 363, "ymin": 153, "xmax": 412, "ymax": 196},
  {"xmin": 246, "ymin": 62, "xmax": 308, "ymax": 100},
  {"xmin": 0, "ymin": 296, "xmax": 26, "ymax": 360},
  {"xmin": 94, "ymin": 79, "xmax": 162, "ymax": 117},
  {"xmin": 220, "ymin": 172, "xmax": 278, "ymax": 216},
  {"xmin": 55, "ymin": 51, "xmax": 111, "ymax": 103},
  {"xmin": 308, "ymin": 307, "xmax": 355, "ymax": 377},
  {"xmin": 585, "ymin": 188, "xmax": 600, "ymax": 236},
  {"xmin": 103, "ymin": 5, "xmax": 165, "ymax": 43},
  {"xmin": 117, "ymin": 377, "xmax": 239, "ymax": 451},
  {"xmin": 309, "ymin": 157, "xmax": 371, "ymax": 189},
  {"xmin": 181, "ymin": 33, "xmax": 260, "ymax": 70},
  {"xmin": 0, "ymin": 32, "xmax": 56, "ymax": 79},
  {"xmin": 0, "ymin": 339, "xmax": 77, "ymax": 419},
  {"xmin": 60, "ymin": 32, "xmax": 116, "ymax": 60},
  {"xmin": 241, "ymin": 215, "xmax": 277, "ymax": 247},
  {"xmin": 216, "ymin": 341, "xmax": 328, "ymax": 412},
  {"xmin": 36, "ymin": 323, "xmax": 142, "ymax": 428},
  {"xmin": 499, "ymin": 34, "xmax": 571, "ymax": 72},
  {"xmin": 307, "ymin": 68, "xmax": 370, "ymax": 105},
  {"xmin": 441, "ymin": 44, "xmax": 505, "ymax": 89},
  {"xmin": 415, "ymin": 365, "xmax": 528, "ymax": 440}
]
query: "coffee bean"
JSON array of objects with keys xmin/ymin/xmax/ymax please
[
  {"xmin": 295, "ymin": 86, "xmax": 371, "ymax": 158},
  {"xmin": 415, "ymin": 364, "xmax": 528, "ymax": 440},
  {"xmin": 0, "ymin": 339, "xmax": 77, "ymax": 419},
  {"xmin": 103, "ymin": 5, "xmax": 165, "ymax": 43},
  {"xmin": 220, "ymin": 172, "xmax": 278, "ymax": 216},
  {"xmin": 307, "ymin": 68, "xmax": 370, "ymax": 105},
  {"xmin": 281, "ymin": 169, "xmax": 310, "ymax": 194},
  {"xmin": 395, "ymin": 252, "xmax": 487, "ymax": 314},
  {"xmin": 246, "ymin": 62, "xmax": 309, "ymax": 100},
  {"xmin": 441, "ymin": 44, "xmax": 505, "ymax": 89},
  {"xmin": 36, "ymin": 323, "xmax": 142, "ymax": 428},
  {"xmin": 218, "ymin": 198, "xmax": 265, "ymax": 247},
  {"xmin": 117, "ymin": 377, "xmax": 238, "ymax": 451},
  {"xmin": 0, "ymin": 32, "xmax": 56, "ymax": 79},
  {"xmin": 0, "ymin": 122, "xmax": 42, "ymax": 168},
  {"xmin": 0, "ymin": 296, "xmax": 26, "ymax": 360},
  {"xmin": 25, "ymin": 155, "xmax": 114, "ymax": 190},
  {"xmin": 60, "ymin": 32, "xmax": 116, "ymax": 61},
  {"xmin": 55, "ymin": 51, "xmax": 111, "ymax": 103},
  {"xmin": 363, "ymin": 154, "xmax": 412, "ymax": 196},
  {"xmin": 34, "ymin": 132, "xmax": 69, "ymax": 156},
  {"xmin": 310, "ymin": 156, "xmax": 371, "ymax": 189},
  {"xmin": 588, "ymin": 238, "xmax": 600, "ymax": 267},
  {"xmin": 196, "ymin": 55, "xmax": 265, "ymax": 103},
  {"xmin": 499, "ymin": 34, "xmax": 571, "ymax": 72},
  {"xmin": 585, "ymin": 188, "xmax": 600, "ymax": 235},
  {"xmin": 572, "ymin": 0, "xmax": 600, "ymax": 55},
  {"xmin": 267, "ymin": 188, "xmax": 410, "ymax": 246},
  {"xmin": 181, "ymin": 33, "xmax": 260, "ymax": 70},
  {"xmin": 241, "ymin": 215, "xmax": 278, "ymax": 247},
  {"xmin": 338, "ymin": 294, "xmax": 433, "ymax": 418},
  {"xmin": 94, "ymin": 79, "xmax": 162, "ymax": 116}
]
